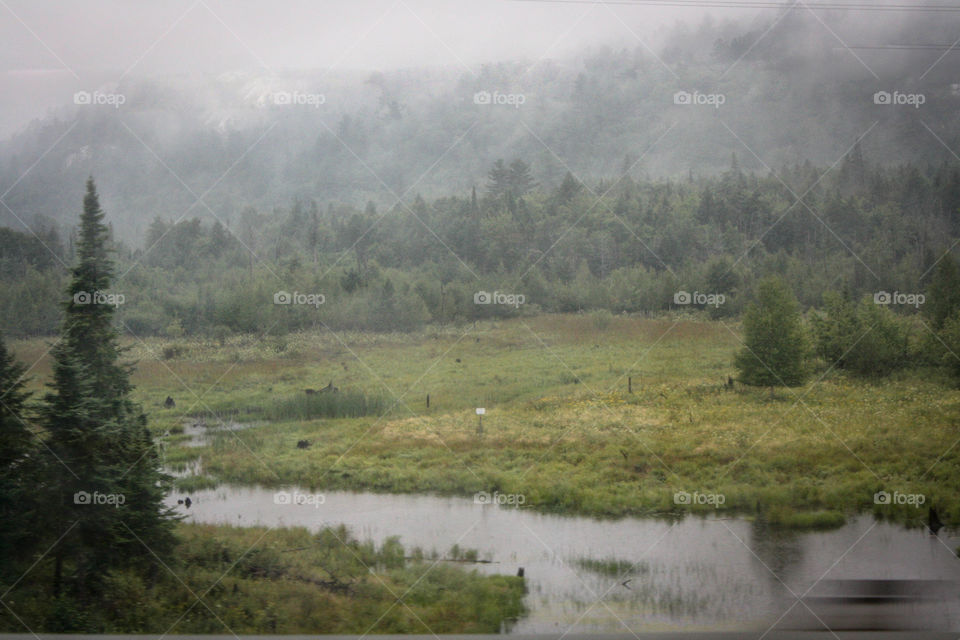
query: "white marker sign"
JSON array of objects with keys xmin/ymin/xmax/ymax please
[{"xmin": 476, "ymin": 408, "xmax": 486, "ymax": 415}]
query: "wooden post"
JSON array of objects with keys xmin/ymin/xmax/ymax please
[
  {"xmin": 426, "ymin": 394, "xmax": 430, "ymax": 409},
  {"xmin": 476, "ymin": 408, "xmax": 485, "ymax": 436},
  {"xmin": 628, "ymin": 376, "xmax": 632, "ymax": 393}
]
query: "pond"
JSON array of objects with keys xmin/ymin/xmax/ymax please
[{"xmin": 165, "ymin": 486, "xmax": 960, "ymax": 633}]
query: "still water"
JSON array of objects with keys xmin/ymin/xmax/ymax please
[{"xmin": 165, "ymin": 486, "xmax": 960, "ymax": 632}]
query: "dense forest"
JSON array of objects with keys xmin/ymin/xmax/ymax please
[{"xmin": 2, "ymin": 152, "xmax": 958, "ymax": 340}]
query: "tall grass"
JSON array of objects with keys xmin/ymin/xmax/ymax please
[
  {"xmin": 574, "ymin": 556, "xmax": 650, "ymax": 577},
  {"xmin": 265, "ymin": 390, "xmax": 387, "ymax": 420}
]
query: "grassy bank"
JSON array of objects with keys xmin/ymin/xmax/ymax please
[
  {"xmin": 14, "ymin": 314, "xmax": 960, "ymax": 527},
  {"xmin": 0, "ymin": 523, "xmax": 525, "ymax": 634}
]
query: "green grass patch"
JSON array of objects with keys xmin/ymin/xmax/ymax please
[{"xmin": 0, "ymin": 523, "xmax": 526, "ymax": 634}]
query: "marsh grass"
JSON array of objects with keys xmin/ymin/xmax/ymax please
[
  {"xmin": 266, "ymin": 389, "xmax": 387, "ymax": 420},
  {"xmin": 173, "ymin": 473, "xmax": 220, "ymax": 492},
  {"xmin": 0, "ymin": 523, "xmax": 525, "ymax": 633},
  {"xmin": 12, "ymin": 314, "xmax": 960, "ymax": 527},
  {"xmin": 574, "ymin": 556, "xmax": 650, "ymax": 577}
]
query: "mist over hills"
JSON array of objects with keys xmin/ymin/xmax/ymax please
[{"xmin": 2, "ymin": 6, "xmax": 959, "ymax": 244}]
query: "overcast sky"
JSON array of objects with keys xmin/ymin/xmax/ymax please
[
  {"xmin": 1, "ymin": 0, "xmax": 749, "ymax": 74},
  {"xmin": 0, "ymin": 0, "xmax": 771, "ymax": 136}
]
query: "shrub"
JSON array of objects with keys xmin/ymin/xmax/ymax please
[
  {"xmin": 734, "ymin": 277, "xmax": 809, "ymax": 387},
  {"xmin": 812, "ymin": 292, "xmax": 910, "ymax": 376},
  {"xmin": 845, "ymin": 299, "xmax": 909, "ymax": 375}
]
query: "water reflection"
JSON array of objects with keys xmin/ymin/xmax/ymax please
[
  {"xmin": 164, "ymin": 485, "xmax": 960, "ymax": 633},
  {"xmin": 748, "ymin": 516, "xmax": 804, "ymax": 586}
]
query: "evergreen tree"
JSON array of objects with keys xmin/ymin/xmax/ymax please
[
  {"xmin": 556, "ymin": 172, "xmax": 582, "ymax": 206},
  {"xmin": 41, "ymin": 178, "xmax": 174, "ymax": 601},
  {"xmin": 507, "ymin": 159, "xmax": 537, "ymax": 198},
  {"xmin": 207, "ymin": 220, "xmax": 230, "ymax": 258},
  {"xmin": 735, "ymin": 277, "xmax": 809, "ymax": 387},
  {"xmin": 486, "ymin": 159, "xmax": 510, "ymax": 198},
  {"xmin": 0, "ymin": 330, "xmax": 35, "ymax": 580},
  {"xmin": 924, "ymin": 255, "xmax": 960, "ymax": 330},
  {"xmin": 938, "ymin": 310, "xmax": 960, "ymax": 378}
]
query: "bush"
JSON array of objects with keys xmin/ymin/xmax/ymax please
[
  {"xmin": 845, "ymin": 299, "xmax": 909, "ymax": 375},
  {"xmin": 811, "ymin": 291, "xmax": 859, "ymax": 366},
  {"xmin": 812, "ymin": 292, "xmax": 910, "ymax": 376},
  {"xmin": 734, "ymin": 277, "xmax": 809, "ymax": 387}
]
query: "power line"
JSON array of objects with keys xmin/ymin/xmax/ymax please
[
  {"xmin": 834, "ymin": 44, "xmax": 960, "ymax": 49},
  {"xmin": 510, "ymin": 0, "xmax": 960, "ymax": 12}
]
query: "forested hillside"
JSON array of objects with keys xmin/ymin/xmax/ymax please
[
  {"xmin": 3, "ymin": 154, "xmax": 958, "ymax": 339},
  {"xmin": 2, "ymin": 8, "xmax": 959, "ymax": 241}
]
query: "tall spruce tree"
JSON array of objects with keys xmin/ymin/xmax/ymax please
[
  {"xmin": 0, "ymin": 330, "xmax": 36, "ymax": 581},
  {"xmin": 42, "ymin": 178, "xmax": 174, "ymax": 601}
]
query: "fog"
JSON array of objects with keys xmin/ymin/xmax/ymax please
[
  {"xmin": 2, "ymin": 0, "xmax": 960, "ymax": 240},
  {"xmin": 4, "ymin": 2, "xmax": 960, "ymax": 636},
  {"xmin": 1, "ymin": 0, "xmax": 763, "ymax": 136},
  {"xmin": 3, "ymin": 1, "xmax": 956, "ymax": 136}
]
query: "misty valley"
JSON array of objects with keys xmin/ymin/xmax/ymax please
[{"xmin": 2, "ymin": 0, "xmax": 960, "ymax": 636}]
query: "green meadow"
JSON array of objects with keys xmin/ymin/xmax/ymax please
[{"xmin": 14, "ymin": 313, "xmax": 960, "ymax": 528}]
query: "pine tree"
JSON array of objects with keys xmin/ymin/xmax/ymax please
[
  {"xmin": 734, "ymin": 277, "xmax": 809, "ymax": 387},
  {"xmin": 486, "ymin": 159, "xmax": 510, "ymax": 200},
  {"xmin": 42, "ymin": 178, "xmax": 175, "ymax": 600},
  {"xmin": 556, "ymin": 172, "xmax": 582, "ymax": 206},
  {"xmin": 0, "ymin": 330, "xmax": 35, "ymax": 580},
  {"xmin": 507, "ymin": 159, "xmax": 537, "ymax": 198}
]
